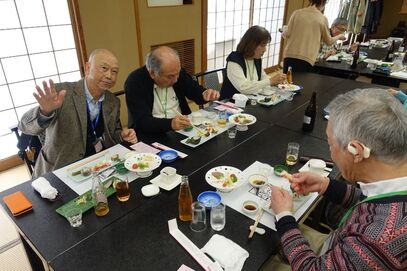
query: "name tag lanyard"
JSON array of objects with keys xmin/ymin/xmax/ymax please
[
  {"xmin": 86, "ymin": 101, "xmax": 103, "ymax": 137},
  {"xmin": 338, "ymin": 190, "xmax": 407, "ymax": 228},
  {"xmin": 155, "ymin": 87, "xmax": 168, "ymax": 118}
]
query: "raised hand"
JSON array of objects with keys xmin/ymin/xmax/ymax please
[{"xmin": 33, "ymin": 79, "xmax": 66, "ymax": 116}]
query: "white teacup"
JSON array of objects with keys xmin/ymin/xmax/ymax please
[
  {"xmin": 160, "ymin": 167, "xmax": 177, "ymax": 183},
  {"xmin": 191, "ymin": 111, "xmax": 204, "ymax": 125},
  {"xmin": 309, "ymin": 159, "xmax": 326, "ymax": 174}
]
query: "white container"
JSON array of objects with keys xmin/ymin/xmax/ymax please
[{"xmin": 232, "ymin": 94, "xmax": 248, "ymax": 108}]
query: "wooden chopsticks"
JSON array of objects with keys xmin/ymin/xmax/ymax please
[{"xmin": 248, "ymin": 208, "xmax": 264, "ymax": 239}]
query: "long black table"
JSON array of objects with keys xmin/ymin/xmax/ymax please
[
  {"xmin": 314, "ymin": 46, "xmax": 405, "ymax": 87},
  {"xmin": 49, "ymin": 125, "xmax": 337, "ymax": 271},
  {"xmin": 0, "ymin": 72, "xmax": 374, "ymax": 270}
]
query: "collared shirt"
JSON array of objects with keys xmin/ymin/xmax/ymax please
[
  {"xmin": 358, "ymin": 176, "xmax": 407, "ymax": 197},
  {"xmin": 227, "ymin": 60, "xmax": 270, "ymax": 95},
  {"xmin": 152, "ymin": 84, "xmax": 181, "ymax": 119},
  {"xmin": 84, "ymin": 80, "xmax": 105, "ymax": 122}
]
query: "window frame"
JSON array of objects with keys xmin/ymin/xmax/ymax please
[{"xmin": 0, "ymin": 0, "xmax": 87, "ymax": 168}]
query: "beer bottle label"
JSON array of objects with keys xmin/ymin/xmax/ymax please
[{"xmin": 303, "ymin": 116, "xmax": 311, "ymax": 124}]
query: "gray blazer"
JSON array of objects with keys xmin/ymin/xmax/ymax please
[{"xmin": 19, "ymin": 79, "xmax": 123, "ymax": 178}]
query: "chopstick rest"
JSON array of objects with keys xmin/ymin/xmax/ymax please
[{"xmin": 2, "ymin": 191, "xmax": 33, "ymax": 216}]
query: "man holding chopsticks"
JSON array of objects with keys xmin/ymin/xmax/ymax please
[{"xmin": 125, "ymin": 46, "xmax": 219, "ymax": 134}]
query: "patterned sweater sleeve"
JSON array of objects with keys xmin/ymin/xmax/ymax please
[{"xmin": 276, "ymin": 180, "xmax": 368, "ymax": 270}]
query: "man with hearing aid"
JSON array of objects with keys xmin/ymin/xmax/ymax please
[{"xmin": 264, "ymin": 88, "xmax": 407, "ymax": 270}]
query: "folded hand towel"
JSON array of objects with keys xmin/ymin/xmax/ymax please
[{"xmin": 31, "ymin": 177, "xmax": 58, "ymax": 200}]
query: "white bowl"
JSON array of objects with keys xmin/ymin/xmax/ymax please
[
  {"xmin": 309, "ymin": 159, "xmax": 326, "ymax": 169},
  {"xmin": 248, "ymin": 174, "xmax": 267, "ymax": 188},
  {"xmin": 242, "ymin": 200, "xmax": 258, "ymax": 215}
]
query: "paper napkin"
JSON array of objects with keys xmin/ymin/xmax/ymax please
[{"xmin": 201, "ymin": 234, "xmax": 249, "ymax": 271}]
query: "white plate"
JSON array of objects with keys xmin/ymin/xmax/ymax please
[
  {"xmin": 124, "ymin": 153, "xmax": 162, "ymax": 173},
  {"xmin": 277, "ymin": 84, "xmax": 302, "ymax": 91},
  {"xmin": 228, "ymin": 113, "xmax": 257, "ymax": 126},
  {"xmin": 257, "ymin": 94, "xmax": 287, "ymax": 106},
  {"xmin": 67, "ymin": 151, "xmax": 121, "ymax": 182},
  {"xmin": 150, "ymin": 174, "xmax": 182, "ymax": 191},
  {"xmin": 205, "ymin": 166, "xmax": 243, "ymax": 192}
]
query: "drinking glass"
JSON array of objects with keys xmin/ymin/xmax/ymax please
[
  {"xmin": 190, "ymin": 202, "xmax": 206, "ymax": 232},
  {"xmin": 66, "ymin": 208, "xmax": 82, "ymax": 227},
  {"xmin": 114, "ymin": 175, "xmax": 130, "ymax": 202},
  {"xmin": 210, "ymin": 203, "xmax": 225, "ymax": 231},
  {"xmin": 227, "ymin": 126, "xmax": 237, "ymax": 139},
  {"xmin": 286, "ymin": 142, "xmax": 300, "ymax": 166},
  {"xmin": 217, "ymin": 111, "xmax": 227, "ymax": 128}
]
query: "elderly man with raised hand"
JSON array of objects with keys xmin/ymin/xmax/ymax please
[
  {"xmin": 19, "ymin": 49, "xmax": 137, "ymax": 178},
  {"xmin": 267, "ymin": 88, "xmax": 407, "ymax": 270},
  {"xmin": 124, "ymin": 46, "xmax": 220, "ymax": 134}
]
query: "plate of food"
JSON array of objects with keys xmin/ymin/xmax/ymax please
[
  {"xmin": 124, "ymin": 153, "xmax": 162, "ymax": 177},
  {"xmin": 67, "ymin": 152, "xmax": 122, "ymax": 182},
  {"xmin": 205, "ymin": 166, "xmax": 243, "ymax": 192},
  {"xmin": 180, "ymin": 121, "xmax": 223, "ymax": 148},
  {"xmin": 228, "ymin": 113, "xmax": 256, "ymax": 126},
  {"xmin": 277, "ymin": 84, "xmax": 303, "ymax": 91},
  {"xmin": 257, "ymin": 93, "xmax": 286, "ymax": 106}
]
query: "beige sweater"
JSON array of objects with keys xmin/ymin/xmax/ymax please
[{"xmin": 283, "ymin": 6, "xmax": 334, "ymax": 65}]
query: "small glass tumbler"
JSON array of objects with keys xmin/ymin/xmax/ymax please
[
  {"xmin": 114, "ymin": 175, "xmax": 130, "ymax": 202},
  {"xmin": 210, "ymin": 203, "xmax": 226, "ymax": 231},
  {"xmin": 227, "ymin": 126, "xmax": 237, "ymax": 139},
  {"xmin": 286, "ymin": 142, "xmax": 300, "ymax": 166},
  {"xmin": 66, "ymin": 208, "xmax": 82, "ymax": 227},
  {"xmin": 217, "ymin": 111, "xmax": 228, "ymax": 128},
  {"xmin": 190, "ymin": 202, "xmax": 207, "ymax": 232}
]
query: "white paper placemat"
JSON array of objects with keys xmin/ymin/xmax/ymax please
[
  {"xmin": 53, "ymin": 144, "xmax": 140, "ymax": 195},
  {"xmin": 220, "ymin": 161, "xmax": 319, "ymax": 231}
]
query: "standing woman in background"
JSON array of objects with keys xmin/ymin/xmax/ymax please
[
  {"xmin": 282, "ymin": 0, "xmax": 346, "ymax": 73},
  {"xmin": 220, "ymin": 25, "xmax": 286, "ymax": 100}
]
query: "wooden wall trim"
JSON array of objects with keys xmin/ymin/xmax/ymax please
[
  {"xmin": 134, "ymin": 1, "xmax": 144, "ymax": 67},
  {"xmin": 0, "ymin": 155, "xmax": 23, "ymax": 172},
  {"xmin": 201, "ymin": 0, "xmax": 208, "ymax": 72},
  {"xmin": 68, "ymin": 0, "xmax": 87, "ymax": 76}
]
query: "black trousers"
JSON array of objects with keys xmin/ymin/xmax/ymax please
[{"xmin": 283, "ymin": 58, "xmax": 314, "ymax": 73}]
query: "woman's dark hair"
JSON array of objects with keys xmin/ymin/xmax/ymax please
[
  {"xmin": 309, "ymin": 0, "xmax": 328, "ymax": 6},
  {"xmin": 236, "ymin": 25, "xmax": 271, "ymax": 58}
]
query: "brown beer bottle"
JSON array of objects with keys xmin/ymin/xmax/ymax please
[
  {"xmin": 287, "ymin": 66, "xmax": 293, "ymax": 84},
  {"xmin": 178, "ymin": 176, "xmax": 192, "ymax": 221},
  {"xmin": 302, "ymin": 91, "xmax": 317, "ymax": 132}
]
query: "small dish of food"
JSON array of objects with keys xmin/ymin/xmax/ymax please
[
  {"xmin": 197, "ymin": 191, "xmax": 222, "ymax": 209},
  {"xmin": 248, "ymin": 174, "xmax": 267, "ymax": 188},
  {"xmin": 242, "ymin": 200, "xmax": 258, "ymax": 215}
]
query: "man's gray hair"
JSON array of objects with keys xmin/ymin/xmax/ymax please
[
  {"xmin": 331, "ymin": 17, "xmax": 348, "ymax": 28},
  {"xmin": 328, "ymin": 88, "xmax": 407, "ymax": 163},
  {"xmin": 145, "ymin": 47, "xmax": 179, "ymax": 75}
]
